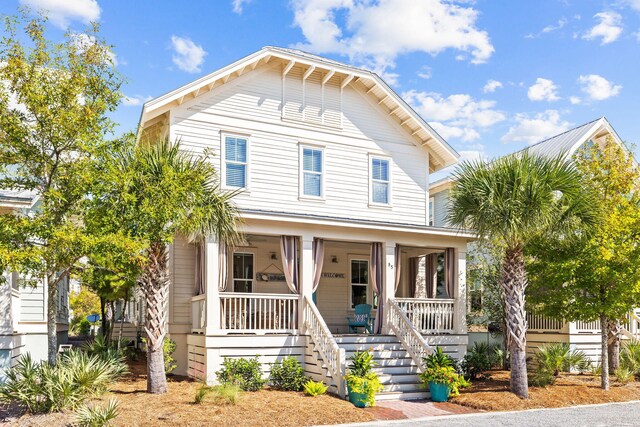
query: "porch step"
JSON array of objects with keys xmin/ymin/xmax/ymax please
[{"xmin": 336, "ymin": 335, "xmax": 426, "ymax": 402}]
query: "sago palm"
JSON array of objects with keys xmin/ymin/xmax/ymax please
[
  {"xmin": 99, "ymin": 137, "xmax": 241, "ymax": 393},
  {"xmin": 448, "ymin": 151, "xmax": 597, "ymax": 398}
]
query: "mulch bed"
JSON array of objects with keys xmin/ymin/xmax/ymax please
[
  {"xmin": 4, "ymin": 358, "xmax": 375, "ymax": 427},
  {"xmin": 452, "ymin": 370, "xmax": 640, "ymax": 411}
]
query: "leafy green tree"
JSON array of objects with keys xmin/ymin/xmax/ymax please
[
  {"xmin": 448, "ymin": 151, "xmax": 598, "ymax": 398},
  {"xmin": 527, "ymin": 138, "xmax": 640, "ymax": 390},
  {"xmin": 0, "ymin": 11, "xmax": 122, "ymax": 363},
  {"xmin": 69, "ymin": 286, "xmax": 100, "ymax": 336},
  {"xmin": 90, "ymin": 136, "xmax": 240, "ymax": 393}
]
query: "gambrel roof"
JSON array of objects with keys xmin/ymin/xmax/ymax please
[{"xmin": 139, "ymin": 46, "xmax": 459, "ymax": 172}]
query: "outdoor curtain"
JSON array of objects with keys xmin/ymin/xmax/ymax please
[
  {"xmin": 444, "ymin": 248, "xmax": 455, "ymax": 298},
  {"xmin": 218, "ymin": 242, "xmax": 228, "ymax": 291},
  {"xmin": 194, "ymin": 242, "xmax": 206, "ymax": 295},
  {"xmin": 425, "ymin": 253, "xmax": 439, "ymax": 298},
  {"xmin": 370, "ymin": 242, "xmax": 384, "ymax": 334},
  {"xmin": 394, "ymin": 245, "xmax": 401, "ymax": 295},
  {"xmin": 281, "ymin": 236, "xmax": 300, "ymax": 294},
  {"xmin": 312, "ymin": 238, "xmax": 324, "ymax": 293},
  {"xmin": 408, "ymin": 257, "xmax": 418, "ymax": 298}
]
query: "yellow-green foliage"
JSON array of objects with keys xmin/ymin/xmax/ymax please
[
  {"xmin": 303, "ymin": 380, "xmax": 328, "ymax": 396},
  {"xmin": 194, "ymin": 384, "xmax": 241, "ymax": 405}
]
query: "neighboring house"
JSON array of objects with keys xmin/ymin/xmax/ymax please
[
  {"xmin": 0, "ymin": 190, "xmax": 70, "ymax": 377},
  {"xmin": 431, "ymin": 117, "xmax": 636, "ymax": 364},
  {"xmin": 137, "ymin": 46, "xmax": 473, "ymax": 401}
]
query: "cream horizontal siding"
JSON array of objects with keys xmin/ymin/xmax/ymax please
[
  {"xmin": 20, "ymin": 283, "xmax": 45, "ymax": 321},
  {"xmin": 433, "ymin": 189, "xmax": 450, "ymax": 228},
  {"xmin": 172, "ymin": 64, "xmax": 429, "ymax": 226},
  {"xmin": 172, "ymin": 236, "xmax": 196, "ymax": 325}
]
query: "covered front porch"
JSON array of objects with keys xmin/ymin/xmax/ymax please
[{"xmin": 190, "ymin": 233, "xmax": 465, "ymax": 337}]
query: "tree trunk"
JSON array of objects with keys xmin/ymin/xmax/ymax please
[
  {"xmin": 502, "ymin": 244, "xmax": 529, "ymax": 398},
  {"xmin": 118, "ymin": 293, "xmax": 129, "ymax": 350},
  {"xmin": 47, "ymin": 274, "xmax": 59, "ymax": 364},
  {"xmin": 607, "ymin": 319, "xmax": 620, "ymax": 373},
  {"xmin": 600, "ymin": 313, "xmax": 609, "ymax": 390},
  {"xmin": 142, "ymin": 241, "xmax": 169, "ymax": 394},
  {"xmin": 105, "ymin": 301, "xmax": 114, "ymax": 343},
  {"xmin": 100, "ymin": 297, "xmax": 107, "ymax": 337},
  {"xmin": 502, "ymin": 319, "xmax": 509, "ymax": 370}
]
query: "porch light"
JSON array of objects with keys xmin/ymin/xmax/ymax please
[
  {"xmin": 270, "ymin": 252, "xmax": 277, "ymax": 260},
  {"xmin": 331, "ymin": 256, "xmax": 338, "ymax": 263}
]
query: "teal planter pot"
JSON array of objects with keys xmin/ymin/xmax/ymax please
[
  {"xmin": 429, "ymin": 382, "xmax": 451, "ymax": 402},
  {"xmin": 347, "ymin": 382, "xmax": 370, "ymax": 408}
]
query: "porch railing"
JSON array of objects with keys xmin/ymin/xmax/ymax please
[
  {"xmin": 303, "ymin": 296, "xmax": 346, "ymax": 398},
  {"xmin": 527, "ymin": 312, "xmax": 564, "ymax": 332},
  {"xmin": 394, "ymin": 298, "xmax": 455, "ymax": 334},
  {"xmin": 220, "ymin": 292, "xmax": 298, "ymax": 334},
  {"xmin": 191, "ymin": 294, "xmax": 206, "ymax": 334},
  {"xmin": 388, "ymin": 299, "xmax": 432, "ymax": 372}
]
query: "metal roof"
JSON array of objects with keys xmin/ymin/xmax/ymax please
[{"xmin": 521, "ymin": 118, "xmax": 603, "ymax": 159}]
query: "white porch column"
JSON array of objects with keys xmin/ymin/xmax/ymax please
[
  {"xmin": 204, "ymin": 237, "xmax": 221, "ymax": 335},
  {"xmin": 0, "ymin": 272, "xmax": 13, "ymax": 334},
  {"xmin": 299, "ymin": 234, "xmax": 314, "ymax": 333},
  {"xmin": 382, "ymin": 241, "xmax": 396, "ymax": 334},
  {"xmin": 454, "ymin": 248, "xmax": 468, "ymax": 335}
]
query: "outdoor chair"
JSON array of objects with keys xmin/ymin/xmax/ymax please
[{"xmin": 346, "ymin": 304, "xmax": 373, "ymax": 334}]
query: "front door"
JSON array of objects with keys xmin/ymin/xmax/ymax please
[{"xmin": 232, "ymin": 252, "xmax": 254, "ymax": 293}]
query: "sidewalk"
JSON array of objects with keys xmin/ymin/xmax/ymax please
[{"xmin": 366, "ymin": 400, "xmax": 477, "ymax": 421}]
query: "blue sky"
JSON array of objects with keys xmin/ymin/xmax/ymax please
[{"xmin": 3, "ymin": 0, "xmax": 640, "ymax": 163}]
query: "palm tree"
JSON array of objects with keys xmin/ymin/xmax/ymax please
[
  {"xmin": 448, "ymin": 151, "xmax": 597, "ymax": 398},
  {"xmin": 95, "ymin": 136, "xmax": 240, "ymax": 393}
]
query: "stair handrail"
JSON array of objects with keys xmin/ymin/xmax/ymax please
[
  {"xmin": 387, "ymin": 298, "xmax": 433, "ymax": 372},
  {"xmin": 621, "ymin": 310, "xmax": 640, "ymax": 340},
  {"xmin": 303, "ymin": 296, "xmax": 346, "ymax": 397}
]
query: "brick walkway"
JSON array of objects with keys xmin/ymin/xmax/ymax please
[{"xmin": 366, "ymin": 400, "xmax": 478, "ymax": 421}]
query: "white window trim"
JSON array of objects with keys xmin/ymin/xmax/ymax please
[
  {"xmin": 349, "ymin": 256, "xmax": 370, "ymax": 309},
  {"xmin": 429, "ymin": 196, "xmax": 435, "ymax": 226},
  {"xmin": 220, "ymin": 132, "xmax": 251, "ymax": 191},
  {"xmin": 368, "ymin": 154, "xmax": 392, "ymax": 207},
  {"xmin": 230, "ymin": 251, "xmax": 256, "ymax": 293},
  {"xmin": 299, "ymin": 143, "xmax": 326, "ymax": 201}
]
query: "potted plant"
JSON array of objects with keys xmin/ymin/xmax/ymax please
[
  {"xmin": 420, "ymin": 347, "xmax": 469, "ymax": 402},
  {"xmin": 345, "ymin": 349, "xmax": 383, "ymax": 407}
]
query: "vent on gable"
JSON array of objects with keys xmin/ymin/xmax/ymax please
[{"xmin": 282, "ymin": 65, "xmax": 342, "ymax": 129}]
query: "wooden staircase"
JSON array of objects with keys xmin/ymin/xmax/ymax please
[{"xmin": 335, "ymin": 335, "xmax": 429, "ymax": 401}]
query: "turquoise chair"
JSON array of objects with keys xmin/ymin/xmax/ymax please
[{"xmin": 346, "ymin": 304, "xmax": 373, "ymax": 334}]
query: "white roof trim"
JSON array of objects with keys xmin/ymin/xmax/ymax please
[{"xmin": 139, "ymin": 46, "xmax": 459, "ymax": 169}]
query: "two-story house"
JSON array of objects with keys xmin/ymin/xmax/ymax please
[
  {"xmin": 0, "ymin": 190, "xmax": 70, "ymax": 379},
  {"xmin": 430, "ymin": 116, "xmax": 636, "ymax": 365},
  {"xmin": 137, "ymin": 47, "xmax": 473, "ymax": 401}
]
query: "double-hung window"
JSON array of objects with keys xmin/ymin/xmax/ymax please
[
  {"xmin": 371, "ymin": 157, "xmax": 390, "ymax": 205},
  {"xmin": 350, "ymin": 259, "xmax": 369, "ymax": 308},
  {"xmin": 224, "ymin": 135, "xmax": 248, "ymax": 188},
  {"xmin": 301, "ymin": 147, "xmax": 323, "ymax": 198}
]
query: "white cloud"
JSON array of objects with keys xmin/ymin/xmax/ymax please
[
  {"xmin": 403, "ymin": 90, "xmax": 505, "ymax": 142},
  {"xmin": 542, "ymin": 18, "xmax": 568, "ymax": 33},
  {"xmin": 417, "ymin": 66, "xmax": 432, "ymax": 80},
  {"xmin": 291, "ymin": 0, "xmax": 494, "ymax": 76},
  {"xmin": 578, "ymin": 74, "xmax": 622, "ymax": 101},
  {"xmin": 232, "ymin": 0, "xmax": 251, "ymax": 14},
  {"xmin": 582, "ymin": 12, "xmax": 623, "ymax": 45},
  {"xmin": 569, "ymin": 96, "xmax": 581, "ymax": 105},
  {"xmin": 501, "ymin": 110, "xmax": 571, "ymax": 144},
  {"xmin": 122, "ymin": 94, "xmax": 152, "ymax": 107},
  {"xmin": 623, "ymin": 0, "xmax": 640, "ymax": 11},
  {"xmin": 483, "ymin": 79, "xmax": 503, "ymax": 93},
  {"xmin": 170, "ymin": 36, "xmax": 207, "ymax": 73},
  {"xmin": 527, "ymin": 78, "xmax": 560, "ymax": 102},
  {"xmin": 20, "ymin": 0, "xmax": 100, "ymax": 29},
  {"xmin": 70, "ymin": 33, "xmax": 118, "ymax": 66}
]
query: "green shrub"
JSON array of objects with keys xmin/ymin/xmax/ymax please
[
  {"xmin": 534, "ymin": 343, "xmax": 589, "ymax": 376},
  {"xmin": 615, "ymin": 367, "xmax": 634, "ymax": 383},
  {"xmin": 75, "ymin": 399, "xmax": 119, "ymax": 427},
  {"xmin": 529, "ymin": 369, "xmax": 555, "ymax": 387},
  {"xmin": 620, "ymin": 340, "xmax": 640, "ymax": 377},
  {"xmin": 420, "ymin": 366, "xmax": 470, "ymax": 397},
  {"xmin": 194, "ymin": 384, "xmax": 241, "ymax": 405},
  {"xmin": 216, "ymin": 357, "xmax": 266, "ymax": 391},
  {"xmin": 0, "ymin": 351, "xmax": 127, "ymax": 414},
  {"xmin": 461, "ymin": 343, "xmax": 496, "ymax": 379},
  {"xmin": 83, "ymin": 336, "xmax": 137, "ymax": 361},
  {"xmin": 345, "ymin": 350, "xmax": 383, "ymax": 407},
  {"xmin": 303, "ymin": 380, "xmax": 328, "ymax": 396},
  {"xmin": 164, "ymin": 338, "xmax": 177, "ymax": 374},
  {"xmin": 423, "ymin": 347, "xmax": 455, "ymax": 370},
  {"xmin": 494, "ymin": 346, "xmax": 510, "ymax": 369},
  {"xmin": 269, "ymin": 357, "xmax": 307, "ymax": 391}
]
